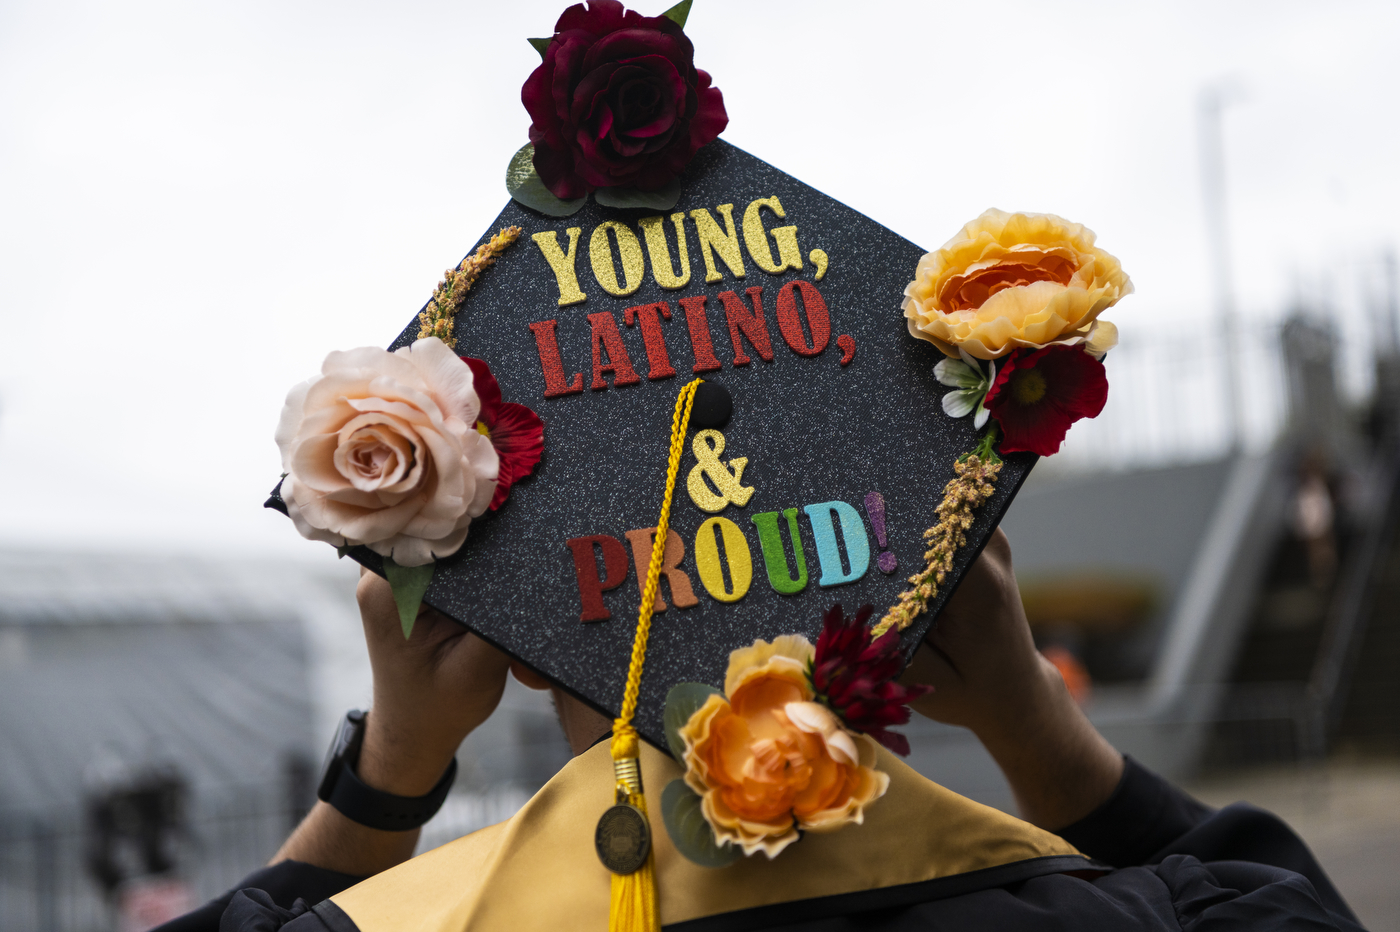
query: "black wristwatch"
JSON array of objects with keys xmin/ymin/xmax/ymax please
[{"xmin": 316, "ymin": 710, "xmax": 457, "ymax": 831}]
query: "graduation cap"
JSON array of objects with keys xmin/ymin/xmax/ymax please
[
  {"xmin": 267, "ymin": 2, "xmax": 1127, "ymax": 887},
  {"xmin": 269, "ymin": 134, "xmax": 1039, "ymax": 752}
]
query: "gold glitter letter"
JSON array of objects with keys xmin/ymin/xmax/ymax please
[
  {"xmin": 689, "ymin": 204, "xmax": 747, "ymax": 284},
  {"xmin": 694, "ymin": 517, "xmax": 753, "ymax": 602},
  {"xmin": 639, "ymin": 213, "xmax": 691, "ymax": 290},
  {"xmin": 742, "ymin": 196, "xmax": 803, "ymax": 275},
  {"xmin": 532, "ymin": 228, "xmax": 588, "ymax": 306},
  {"xmin": 589, "ymin": 221, "xmax": 645, "ymax": 297}
]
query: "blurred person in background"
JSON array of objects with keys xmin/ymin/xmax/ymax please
[
  {"xmin": 84, "ymin": 753, "xmax": 193, "ymax": 932},
  {"xmin": 1294, "ymin": 451, "xmax": 1338, "ymax": 588}
]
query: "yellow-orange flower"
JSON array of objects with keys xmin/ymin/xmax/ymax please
[
  {"xmin": 903, "ymin": 209, "xmax": 1131, "ymax": 360},
  {"xmin": 678, "ymin": 635, "xmax": 889, "ymax": 858}
]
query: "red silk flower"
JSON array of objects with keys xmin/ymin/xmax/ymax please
[
  {"xmin": 810, "ymin": 604, "xmax": 932, "ymax": 756},
  {"xmin": 521, "ymin": 0, "xmax": 728, "ymax": 198},
  {"xmin": 461, "ymin": 358, "xmax": 544, "ymax": 511},
  {"xmin": 984, "ymin": 346, "xmax": 1108, "ymax": 456}
]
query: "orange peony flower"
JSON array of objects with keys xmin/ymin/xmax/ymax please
[
  {"xmin": 678, "ymin": 636, "xmax": 889, "ymax": 858},
  {"xmin": 903, "ymin": 209, "xmax": 1130, "ymax": 360}
]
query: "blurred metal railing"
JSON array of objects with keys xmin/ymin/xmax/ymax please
[
  {"xmin": 1057, "ymin": 321, "xmax": 1291, "ymax": 469},
  {"xmin": 0, "ymin": 786, "xmax": 294, "ymax": 932},
  {"xmin": 0, "ymin": 782, "xmax": 534, "ymax": 932}
]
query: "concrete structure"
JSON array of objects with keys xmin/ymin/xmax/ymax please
[{"xmin": 905, "ymin": 452, "xmax": 1288, "ymax": 811}]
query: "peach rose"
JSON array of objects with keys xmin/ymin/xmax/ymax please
[
  {"xmin": 275, "ymin": 337, "xmax": 499, "ymax": 567},
  {"xmin": 678, "ymin": 635, "xmax": 889, "ymax": 858},
  {"xmin": 903, "ymin": 209, "xmax": 1130, "ymax": 360}
]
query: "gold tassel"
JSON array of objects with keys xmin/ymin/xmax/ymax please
[
  {"xmin": 608, "ymin": 728, "xmax": 658, "ymax": 932},
  {"xmin": 604, "ymin": 380, "xmax": 700, "ymax": 932}
]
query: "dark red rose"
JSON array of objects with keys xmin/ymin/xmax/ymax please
[
  {"xmin": 462, "ymin": 358, "xmax": 544, "ymax": 511},
  {"xmin": 810, "ymin": 604, "xmax": 933, "ymax": 756},
  {"xmin": 984, "ymin": 346, "xmax": 1108, "ymax": 456},
  {"xmin": 522, "ymin": 0, "xmax": 728, "ymax": 198}
]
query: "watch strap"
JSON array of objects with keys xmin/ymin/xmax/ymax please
[{"xmin": 325, "ymin": 751, "xmax": 457, "ymax": 832}]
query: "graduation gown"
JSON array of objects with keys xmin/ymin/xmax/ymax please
[{"xmin": 161, "ymin": 744, "xmax": 1364, "ymax": 932}]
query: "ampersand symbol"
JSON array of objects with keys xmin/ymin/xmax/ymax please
[{"xmin": 687, "ymin": 429, "xmax": 756, "ymax": 514}]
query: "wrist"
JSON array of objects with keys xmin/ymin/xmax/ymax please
[
  {"xmin": 358, "ymin": 711, "xmax": 461, "ymax": 798},
  {"xmin": 974, "ymin": 657, "xmax": 1123, "ymax": 829},
  {"xmin": 965, "ymin": 656, "xmax": 1066, "ymax": 756}
]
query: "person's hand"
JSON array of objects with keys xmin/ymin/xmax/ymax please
[
  {"xmin": 899, "ymin": 528, "xmax": 1123, "ymax": 830},
  {"xmin": 901, "ymin": 528, "xmax": 1051, "ymax": 738},
  {"xmin": 354, "ymin": 569, "xmax": 511, "ymax": 797},
  {"xmin": 270, "ymin": 570, "xmax": 511, "ymax": 875}
]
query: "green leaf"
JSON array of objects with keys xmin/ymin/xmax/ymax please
[
  {"xmin": 383, "ymin": 557, "xmax": 435, "ymax": 640},
  {"xmin": 661, "ymin": 779, "xmax": 741, "ymax": 867},
  {"xmin": 662, "ymin": 0, "xmax": 692, "ymax": 28},
  {"xmin": 527, "ymin": 36, "xmax": 552, "ymax": 59},
  {"xmin": 335, "ymin": 544, "xmax": 353, "ymax": 559},
  {"xmin": 663, "ymin": 682, "xmax": 722, "ymax": 760},
  {"xmin": 505, "ymin": 143, "xmax": 587, "ymax": 217},
  {"xmin": 971, "ymin": 422, "xmax": 1004, "ymax": 465},
  {"xmin": 594, "ymin": 177, "xmax": 684, "ymax": 211}
]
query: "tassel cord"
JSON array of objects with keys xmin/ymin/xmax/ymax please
[{"xmin": 608, "ymin": 378, "xmax": 702, "ymax": 932}]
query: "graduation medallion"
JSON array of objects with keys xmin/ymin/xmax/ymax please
[{"xmin": 595, "ymin": 804, "xmax": 651, "ymax": 874}]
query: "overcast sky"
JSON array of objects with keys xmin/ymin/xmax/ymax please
[{"xmin": 2, "ymin": 0, "xmax": 1397, "ymax": 559}]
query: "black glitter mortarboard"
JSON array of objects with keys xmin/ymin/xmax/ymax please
[{"xmin": 270, "ymin": 139, "xmax": 1036, "ymax": 751}]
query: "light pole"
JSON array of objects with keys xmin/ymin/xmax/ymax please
[{"xmin": 1199, "ymin": 84, "xmax": 1244, "ymax": 454}]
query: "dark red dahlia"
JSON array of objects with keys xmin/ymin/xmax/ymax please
[
  {"xmin": 984, "ymin": 345, "xmax": 1108, "ymax": 456},
  {"xmin": 462, "ymin": 357, "xmax": 544, "ymax": 511},
  {"xmin": 521, "ymin": 0, "xmax": 728, "ymax": 197},
  {"xmin": 810, "ymin": 604, "xmax": 933, "ymax": 756}
]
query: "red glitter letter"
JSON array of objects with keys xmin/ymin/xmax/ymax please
[
  {"xmin": 718, "ymin": 286, "xmax": 774, "ymax": 366},
  {"xmin": 588, "ymin": 311, "xmax": 642, "ymax": 390},
  {"xmin": 527, "ymin": 319, "xmax": 584, "ymax": 398},
  {"xmin": 565, "ymin": 535, "xmax": 630, "ymax": 622},
  {"xmin": 677, "ymin": 294, "xmax": 723, "ymax": 373},
  {"xmin": 623, "ymin": 301, "xmax": 678, "ymax": 380},
  {"xmin": 775, "ymin": 280, "xmax": 831, "ymax": 356}
]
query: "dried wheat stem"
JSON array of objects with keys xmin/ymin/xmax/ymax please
[
  {"xmin": 872, "ymin": 454, "xmax": 1002, "ymax": 637},
  {"xmin": 416, "ymin": 226, "xmax": 522, "ymax": 347}
]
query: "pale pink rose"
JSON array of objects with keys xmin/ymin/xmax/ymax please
[{"xmin": 274, "ymin": 338, "xmax": 499, "ymax": 567}]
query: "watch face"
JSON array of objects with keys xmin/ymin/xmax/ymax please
[{"xmin": 317, "ymin": 711, "xmax": 365, "ymax": 802}]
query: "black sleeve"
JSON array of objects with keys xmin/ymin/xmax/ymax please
[
  {"xmin": 1056, "ymin": 755, "xmax": 1212, "ymax": 868},
  {"xmin": 217, "ymin": 890, "xmax": 361, "ymax": 932},
  {"xmin": 1155, "ymin": 802, "xmax": 1357, "ymax": 923},
  {"xmin": 1056, "ymin": 756, "xmax": 1359, "ymax": 926},
  {"xmin": 150, "ymin": 861, "xmax": 364, "ymax": 932},
  {"xmin": 903, "ymin": 854, "xmax": 1366, "ymax": 932}
]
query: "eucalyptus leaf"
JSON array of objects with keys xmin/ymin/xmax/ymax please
[
  {"xmin": 661, "ymin": 779, "xmax": 741, "ymax": 868},
  {"xmin": 662, "ymin": 0, "xmax": 692, "ymax": 28},
  {"xmin": 594, "ymin": 177, "xmax": 684, "ymax": 211},
  {"xmin": 505, "ymin": 143, "xmax": 587, "ymax": 217},
  {"xmin": 663, "ymin": 682, "xmax": 722, "ymax": 760},
  {"xmin": 383, "ymin": 557, "xmax": 435, "ymax": 640},
  {"xmin": 527, "ymin": 36, "xmax": 552, "ymax": 59}
]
